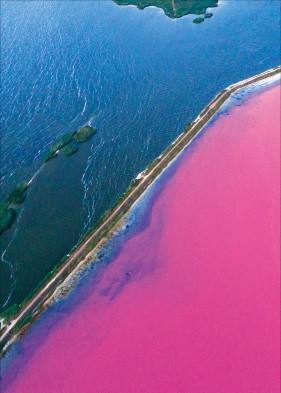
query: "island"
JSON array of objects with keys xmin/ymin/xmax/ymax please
[
  {"xmin": 44, "ymin": 131, "xmax": 76, "ymax": 162},
  {"xmin": 193, "ymin": 17, "xmax": 204, "ymax": 23},
  {"xmin": 44, "ymin": 126, "xmax": 97, "ymax": 162},
  {"xmin": 114, "ymin": 0, "xmax": 218, "ymax": 19},
  {"xmin": 73, "ymin": 126, "xmax": 97, "ymax": 143}
]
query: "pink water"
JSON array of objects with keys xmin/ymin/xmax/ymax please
[{"xmin": 3, "ymin": 83, "xmax": 280, "ymax": 392}]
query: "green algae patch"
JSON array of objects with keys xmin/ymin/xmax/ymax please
[
  {"xmin": 193, "ymin": 17, "xmax": 205, "ymax": 24},
  {"xmin": 74, "ymin": 126, "xmax": 97, "ymax": 143},
  {"xmin": 63, "ymin": 145, "xmax": 79, "ymax": 156}
]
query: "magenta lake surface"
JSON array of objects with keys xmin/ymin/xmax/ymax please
[{"xmin": 1, "ymin": 80, "xmax": 280, "ymax": 392}]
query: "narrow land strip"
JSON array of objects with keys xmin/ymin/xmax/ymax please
[{"xmin": 1, "ymin": 66, "xmax": 280, "ymax": 353}]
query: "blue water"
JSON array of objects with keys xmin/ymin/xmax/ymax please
[{"xmin": 1, "ymin": 0, "xmax": 280, "ymax": 308}]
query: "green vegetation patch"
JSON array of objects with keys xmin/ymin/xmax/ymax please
[
  {"xmin": 44, "ymin": 131, "xmax": 77, "ymax": 162},
  {"xmin": 63, "ymin": 145, "xmax": 79, "ymax": 156},
  {"xmin": 44, "ymin": 151, "xmax": 57, "ymax": 162},
  {"xmin": 49, "ymin": 131, "xmax": 76, "ymax": 153},
  {"xmin": 7, "ymin": 181, "xmax": 28, "ymax": 205},
  {"xmin": 74, "ymin": 126, "xmax": 97, "ymax": 143},
  {"xmin": 0, "ymin": 303, "xmax": 20, "ymax": 320},
  {"xmin": 193, "ymin": 17, "xmax": 205, "ymax": 24},
  {"xmin": 0, "ymin": 205, "xmax": 16, "ymax": 235},
  {"xmin": 204, "ymin": 12, "xmax": 213, "ymax": 18},
  {"xmin": 0, "ymin": 181, "xmax": 29, "ymax": 235}
]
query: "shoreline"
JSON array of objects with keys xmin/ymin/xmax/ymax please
[{"xmin": 1, "ymin": 65, "xmax": 280, "ymax": 355}]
